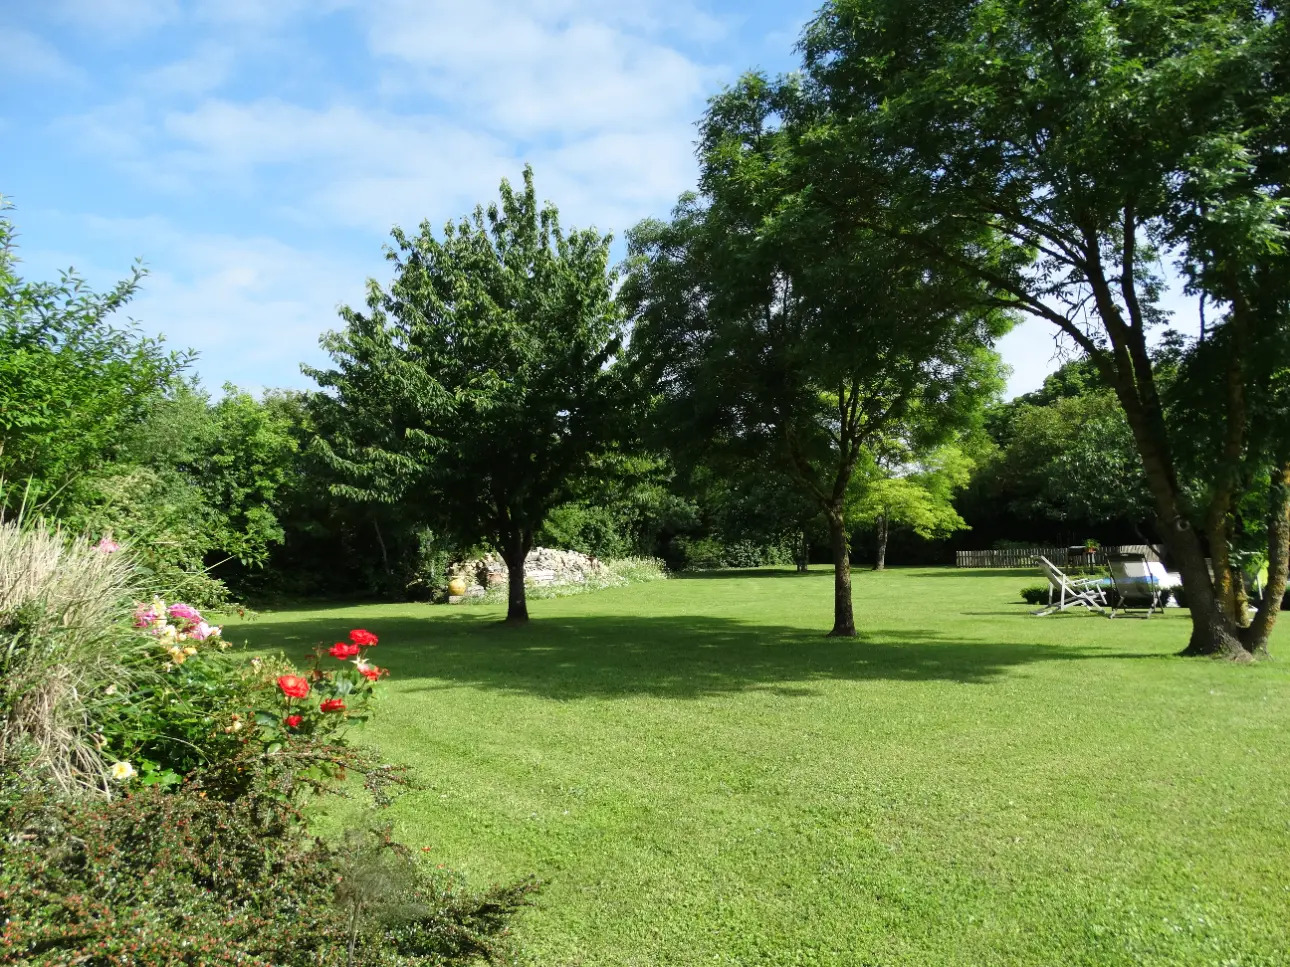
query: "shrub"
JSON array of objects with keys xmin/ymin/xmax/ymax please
[
  {"xmin": 539, "ymin": 502, "xmax": 636, "ymax": 558},
  {"xmin": 62, "ymin": 464, "xmax": 232, "ymax": 609},
  {"xmin": 1, "ymin": 524, "xmax": 540, "ymax": 962},
  {"xmin": 405, "ymin": 528, "xmax": 462, "ymax": 600},
  {"xmin": 0, "ymin": 764, "xmax": 538, "ymax": 966},
  {"xmin": 673, "ymin": 536, "xmax": 793, "ymax": 570},
  {"xmin": 95, "ymin": 617, "xmax": 394, "ymax": 794},
  {"xmin": 1020, "ymin": 585, "xmax": 1050, "ymax": 606}
]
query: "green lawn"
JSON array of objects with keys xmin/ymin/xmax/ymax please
[{"xmin": 226, "ymin": 568, "xmax": 1290, "ymax": 966}]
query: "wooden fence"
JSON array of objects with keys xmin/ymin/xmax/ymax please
[
  {"xmin": 955, "ymin": 544, "xmax": 1162, "ymax": 568},
  {"xmin": 955, "ymin": 547, "xmax": 1065, "ymax": 568}
]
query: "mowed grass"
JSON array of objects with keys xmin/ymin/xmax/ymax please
[{"xmin": 226, "ymin": 568, "xmax": 1290, "ymax": 966}]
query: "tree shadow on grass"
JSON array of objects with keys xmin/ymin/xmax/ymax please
[{"xmin": 233, "ymin": 610, "xmax": 1112, "ymax": 701}]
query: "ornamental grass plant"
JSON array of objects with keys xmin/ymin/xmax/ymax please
[{"xmin": 0, "ymin": 518, "xmax": 147, "ymax": 794}]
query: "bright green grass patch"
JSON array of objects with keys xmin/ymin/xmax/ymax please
[{"xmin": 226, "ymin": 567, "xmax": 1290, "ymax": 966}]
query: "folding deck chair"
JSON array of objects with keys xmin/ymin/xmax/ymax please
[
  {"xmin": 1105, "ymin": 552, "xmax": 1179, "ymax": 618},
  {"xmin": 1032, "ymin": 555, "xmax": 1107, "ymax": 615}
]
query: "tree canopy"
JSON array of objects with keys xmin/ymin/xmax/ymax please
[
  {"xmin": 785, "ymin": 0, "xmax": 1288, "ymax": 658},
  {"xmin": 308, "ymin": 167, "xmax": 627, "ymax": 622},
  {"xmin": 623, "ymin": 78, "xmax": 1010, "ymax": 636},
  {"xmin": 0, "ymin": 206, "xmax": 187, "ymax": 514}
]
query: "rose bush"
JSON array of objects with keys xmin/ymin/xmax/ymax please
[
  {"xmin": 252, "ymin": 628, "xmax": 387, "ymax": 752},
  {"xmin": 95, "ymin": 602, "xmax": 393, "ymax": 790}
]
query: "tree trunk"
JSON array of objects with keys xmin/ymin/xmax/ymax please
[
  {"xmin": 372, "ymin": 518, "xmax": 391, "ymax": 575},
  {"xmin": 827, "ymin": 510, "xmax": 856, "ymax": 638},
  {"xmin": 1109, "ymin": 375, "xmax": 1249, "ymax": 660},
  {"xmin": 873, "ymin": 514, "xmax": 888, "ymax": 571},
  {"xmin": 501, "ymin": 531, "xmax": 531, "ymax": 623},
  {"xmin": 1243, "ymin": 462, "xmax": 1290, "ymax": 658},
  {"xmin": 1153, "ymin": 501, "xmax": 1249, "ymax": 661},
  {"xmin": 1076, "ymin": 234, "xmax": 1249, "ymax": 659}
]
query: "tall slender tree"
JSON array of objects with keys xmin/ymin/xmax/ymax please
[{"xmin": 623, "ymin": 81, "xmax": 1009, "ymax": 636}]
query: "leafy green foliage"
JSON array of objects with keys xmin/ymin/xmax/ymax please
[
  {"xmin": 792, "ymin": 0, "xmax": 1289, "ymax": 656},
  {"xmin": 0, "ymin": 769, "xmax": 538, "ymax": 966},
  {"xmin": 309, "ymin": 167, "xmax": 626, "ymax": 621},
  {"xmin": 0, "ymin": 522, "xmax": 537, "ymax": 964},
  {"xmin": 0, "ymin": 206, "xmax": 187, "ymax": 514}
]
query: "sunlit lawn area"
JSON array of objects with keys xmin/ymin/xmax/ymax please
[{"xmin": 227, "ymin": 567, "xmax": 1290, "ymax": 966}]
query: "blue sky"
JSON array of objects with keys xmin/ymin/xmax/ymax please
[{"xmin": 1, "ymin": 0, "xmax": 1193, "ymax": 398}]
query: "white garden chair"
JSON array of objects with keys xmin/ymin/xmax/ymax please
[{"xmin": 1033, "ymin": 555, "xmax": 1107, "ymax": 615}]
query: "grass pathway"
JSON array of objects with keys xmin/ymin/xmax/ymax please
[{"xmin": 227, "ymin": 568, "xmax": 1290, "ymax": 966}]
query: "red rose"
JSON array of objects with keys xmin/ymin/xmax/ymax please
[
  {"xmin": 284, "ymin": 714, "xmax": 303, "ymax": 728},
  {"xmin": 349, "ymin": 629, "xmax": 378, "ymax": 647},
  {"xmin": 328, "ymin": 642, "xmax": 354, "ymax": 660},
  {"xmin": 277, "ymin": 675, "xmax": 310, "ymax": 699},
  {"xmin": 360, "ymin": 665, "xmax": 381, "ymax": 681},
  {"xmin": 320, "ymin": 698, "xmax": 346, "ymax": 713}
]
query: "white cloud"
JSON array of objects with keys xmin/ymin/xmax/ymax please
[
  {"xmin": 364, "ymin": 0, "xmax": 718, "ymax": 138},
  {"xmin": 79, "ymin": 93, "xmax": 698, "ymax": 237},
  {"xmin": 25, "ymin": 0, "xmax": 731, "ymax": 392},
  {"xmin": 0, "ymin": 27, "xmax": 85, "ymax": 82},
  {"xmin": 39, "ymin": 214, "xmax": 367, "ymax": 392},
  {"xmin": 529, "ymin": 127, "xmax": 698, "ymax": 233},
  {"xmin": 146, "ymin": 99, "xmax": 517, "ymax": 230},
  {"xmin": 141, "ymin": 43, "xmax": 235, "ymax": 97},
  {"xmin": 189, "ymin": 0, "xmax": 344, "ymax": 28},
  {"xmin": 55, "ymin": 98, "xmax": 153, "ymax": 158},
  {"xmin": 46, "ymin": 0, "xmax": 722, "ymax": 239},
  {"xmin": 48, "ymin": 0, "xmax": 180, "ymax": 39}
]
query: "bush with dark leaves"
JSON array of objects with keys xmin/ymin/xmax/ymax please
[{"xmin": 0, "ymin": 754, "xmax": 538, "ymax": 966}]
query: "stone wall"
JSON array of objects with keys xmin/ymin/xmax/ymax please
[{"xmin": 449, "ymin": 548, "xmax": 610, "ymax": 599}]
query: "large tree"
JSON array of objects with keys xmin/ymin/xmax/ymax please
[
  {"xmin": 795, "ymin": 0, "xmax": 1288, "ymax": 658},
  {"xmin": 307, "ymin": 168, "xmax": 625, "ymax": 622},
  {"xmin": 622, "ymin": 81, "xmax": 1009, "ymax": 636}
]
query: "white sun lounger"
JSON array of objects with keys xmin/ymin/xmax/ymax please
[
  {"xmin": 1106, "ymin": 552, "xmax": 1179, "ymax": 618},
  {"xmin": 1033, "ymin": 555, "xmax": 1107, "ymax": 616}
]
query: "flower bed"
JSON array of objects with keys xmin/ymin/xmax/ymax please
[{"xmin": 0, "ymin": 522, "xmax": 536, "ymax": 965}]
